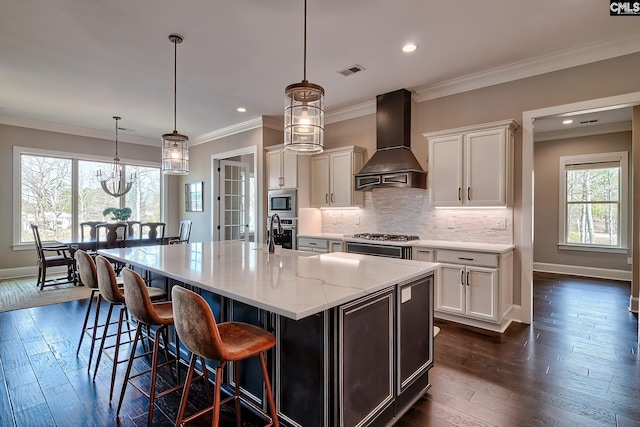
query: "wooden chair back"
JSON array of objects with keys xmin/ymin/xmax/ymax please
[{"xmin": 140, "ymin": 222, "xmax": 166, "ymax": 242}]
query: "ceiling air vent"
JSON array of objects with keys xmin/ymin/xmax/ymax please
[{"xmin": 338, "ymin": 64, "xmax": 365, "ymax": 76}]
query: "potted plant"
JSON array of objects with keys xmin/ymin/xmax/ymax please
[{"xmin": 102, "ymin": 207, "xmax": 132, "ymax": 222}]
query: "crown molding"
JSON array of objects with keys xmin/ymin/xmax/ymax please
[
  {"xmin": 192, "ymin": 116, "xmax": 267, "ymax": 145},
  {"xmin": 0, "ymin": 113, "xmax": 159, "ymax": 146},
  {"xmin": 534, "ymin": 121, "xmax": 632, "ymax": 142},
  {"xmin": 325, "ymin": 100, "xmax": 375, "ymax": 124},
  {"xmin": 413, "ymin": 31, "xmax": 640, "ymax": 102}
]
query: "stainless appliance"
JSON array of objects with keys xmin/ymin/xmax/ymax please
[
  {"xmin": 354, "ymin": 89, "xmax": 427, "ymax": 191},
  {"xmin": 267, "ymin": 188, "xmax": 297, "ymax": 217},
  {"xmin": 345, "ymin": 233, "xmax": 419, "ymax": 259},
  {"xmin": 266, "ymin": 216, "xmax": 297, "ymax": 250}
]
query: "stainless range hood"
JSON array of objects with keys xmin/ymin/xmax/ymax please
[{"xmin": 354, "ymin": 89, "xmax": 427, "ymax": 191}]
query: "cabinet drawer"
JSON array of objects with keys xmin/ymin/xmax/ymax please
[
  {"xmin": 436, "ymin": 250, "xmax": 498, "ymax": 268},
  {"xmin": 298, "ymin": 237, "xmax": 329, "ymax": 250},
  {"xmin": 412, "ymin": 247, "xmax": 434, "ymax": 262}
]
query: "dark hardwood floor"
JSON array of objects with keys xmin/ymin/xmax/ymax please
[
  {"xmin": 398, "ymin": 273, "xmax": 640, "ymax": 427},
  {"xmin": 0, "ymin": 273, "xmax": 638, "ymax": 426}
]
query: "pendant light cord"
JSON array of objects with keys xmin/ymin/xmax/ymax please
[
  {"xmin": 114, "ymin": 116, "xmax": 120, "ymax": 157},
  {"xmin": 303, "ymin": 0, "xmax": 307, "ymax": 82},
  {"xmin": 173, "ymin": 38, "xmax": 177, "ymax": 132}
]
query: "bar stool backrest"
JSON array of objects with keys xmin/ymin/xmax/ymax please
[
  {"xmin": 121, "ymin": 268, "xmax": 163, "ymax": 325},
  {"xmin": 172, "ymin": 286, "xmax": 227, "ymax": 361},
  {"xmin": 75, "ymin": 249, "xmax": 98, "ymax": 289},
  {"xmin": 95, "ymin": 255, "xmax": 124, "ymax": 304}
]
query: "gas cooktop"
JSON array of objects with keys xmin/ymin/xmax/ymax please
[{"xmin": 351, "ymin": 233, "xmax": 420, "ymax": 242}]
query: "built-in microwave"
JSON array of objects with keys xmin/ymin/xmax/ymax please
[{"xmin": 267, "ymin": 188, "xmax": 297, "ymax": 217}]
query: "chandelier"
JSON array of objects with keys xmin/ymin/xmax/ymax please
[
  {"xmin": 284, "ymin": 0, "xmax": 324, "ymax": 154},
  {"xmin": 162, "ymin": 34, "xmax": 189, "ymax": 174},
  {"xmin": 96, "ymin": 116, "xmax": 135, "ymax": 197}
]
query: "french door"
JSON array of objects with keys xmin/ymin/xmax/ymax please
[{"xmin": 218, "ymin": 160, "xmax": 250, "ymax": 241}]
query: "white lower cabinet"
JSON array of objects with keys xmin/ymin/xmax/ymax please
[
  {"xmin": 437, "ymin": 264, "xmax": 497, "ymax": 322},
  {"xmin": 434, "ymin": 248, "xmax": 513, "ymax": 332},
  {"xmin": 298, "ymin": 237, "xmax": 343, "ymax": 254}
]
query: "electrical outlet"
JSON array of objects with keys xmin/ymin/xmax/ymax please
[
  {"xmin": 627, "ymin": 257, "xmax": 633, "ymax": 265},
  {"xmin": 447, "ymin": 218, "xmax": 455, "ymax": 229},
  {"xmin": 492, "ymin": 219, "xmax": 507, "ymax": 230},
  {"xmin": 355, "ymin": 215, "xmax": 360, "ymax": 225}
]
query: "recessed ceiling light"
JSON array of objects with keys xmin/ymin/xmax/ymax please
[
  {"xmin": 237, "ymin": 107, "xmax": 246, "ymax": 113},
  {"xmin": 562, "ymin": 119, "xmax": 573, "ymax": 125},
  {"xmin": 402, "ymin": 43, "xmax": 417, "ymax": 53}
]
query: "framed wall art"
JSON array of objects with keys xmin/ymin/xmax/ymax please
[{"xmin": 185, "ymin": 181, "xmax": 203, "ymax": 212}]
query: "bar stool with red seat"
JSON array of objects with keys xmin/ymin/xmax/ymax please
[
  {"xmin": 116, "ymin": 267, "xmax": 182, "ymax": 426},
  {"xmin": 171, "ymin": 285, "xmax": 279, "ymax": 427}
]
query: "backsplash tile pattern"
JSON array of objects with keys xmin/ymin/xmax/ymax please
[{"xmin": 321, "ymin": 188, "xmax": 513, "ymax": 244}]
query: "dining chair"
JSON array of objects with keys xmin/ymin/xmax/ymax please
[
  {"xmin": 140, "ymin": 222, "xmax": 166, "ymax": 243},
  {"xmin": 168, "ymin": 219, "xmax": 192, "ymax": 244},
  {"xmin": 95, "ymin": 222, "xmax": 128, "ymax": 251},
  {"xmin": 125, "ymin": 220, "xmax": 142, "ymax": 238},
  {"xmin": 30, "ymin": 223, "xmax": 76, "ymax": 290},
  {"xmin": 80, "ymin": 221, "xmax": 106, "ymax": 239}
]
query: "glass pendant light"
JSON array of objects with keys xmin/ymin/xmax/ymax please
[
  {"xmin": 284, "ymin": 0, "xmax": 324, "ymax": 154},
  {"xmin": 97, "ymin": 116, "xmax": 136, "ymax": 197},
  {"xmin": 162, "ymin": 34, "xmax": 189, "ymax": 175}
]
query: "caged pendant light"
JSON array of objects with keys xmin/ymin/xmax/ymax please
[
  {"xmin": 284, "ymin": 0, "xmax": 324, "ymax": 154},
  {"xmin": 96, "ymin": 116, "xmax": 136, "ymax": 197},
  {"xmin": 162, "ymin": 34, "xmax": 189, "ymax": 175}
]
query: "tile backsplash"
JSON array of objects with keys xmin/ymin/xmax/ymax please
[{"xmin": 320, "ymin": 187, "xmax": 513, "ymax": 244}]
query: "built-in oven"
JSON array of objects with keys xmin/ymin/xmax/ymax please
[
  {"xmin": 267, "ymin": 188, "xmax": 297, "ymax": 217},
  {"xmin": 266, "ymin": 217, "xmax": 297, "ymax": 250}
]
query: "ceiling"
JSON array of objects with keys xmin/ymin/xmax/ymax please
[{"xmin": 1, "ymin": 0, "xmax": 640, "ymax": 146}]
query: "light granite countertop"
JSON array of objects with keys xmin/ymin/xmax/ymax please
[
  {"xmin": 298, "ymin": 233, "xmax": 514, "ymax": 254},
  {"xmin": 98, "ymin": 241, "xmax": 438, "ymax": 320}
]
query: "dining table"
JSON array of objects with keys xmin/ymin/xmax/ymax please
[{"xmin": 56, "ymin": 235, "xmax": 178, "ymax": 251}]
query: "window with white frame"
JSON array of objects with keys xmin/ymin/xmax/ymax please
[
  {"xmin": 15, "ymin": 147, "xmax": 161, "ymax": 245},
  {"xmin": 559, "ymin": 151, "xmax": 628, "ymax": 251}
]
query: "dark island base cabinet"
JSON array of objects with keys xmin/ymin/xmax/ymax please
[{"xmin": 139, "ymin": 267, "xmax": 434, "ymax": 427}]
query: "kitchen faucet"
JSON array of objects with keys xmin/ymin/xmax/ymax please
[{"xmin": 268, "ymin": 213, "xmax": 283, "ymax": 254}]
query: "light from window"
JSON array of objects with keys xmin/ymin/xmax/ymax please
[
  {"xmin": 560, "ymin": 151, "xmax": 627, "ymax": 250},
  {"xmin": 21, "ymin": 154, "xmax": 72, "ymax": 243},
  {"xmin": 18, "ymin": 151, "xmax": 161, "ymax": 245},
  {"xmin": 125, "ymin": 166, "xmax": 161, "ymax": 222}
]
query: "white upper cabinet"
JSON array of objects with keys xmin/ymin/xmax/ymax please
[
  {"xmin": 310, "ymin": 146, "xmax": 365, "ymax": 208},
  {"xmin": 266, "ymin": 146, "xmax": 298, "ymax": 189},
  {"xmin": 425, "ymin": 120, "xmax": 518, "ymax": 207}
]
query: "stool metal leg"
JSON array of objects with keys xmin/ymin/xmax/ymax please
[
  {"xmin": 213, "ymin": 361, "xmax": 226, "ymax": 427},
  {"xmin": 76, "ymin": 289, "xmax": 99, "ymax": 355},
  {"xmin": 259, "ymin": 352, "xmax": 279, "ymax": 427},
  {"xmin": 116, "ymin": 323, "xmax": 143, "ymax": 418},
  {"xmin": 234, "ymin": 362, "xmax": 242, "ymax": 427}
]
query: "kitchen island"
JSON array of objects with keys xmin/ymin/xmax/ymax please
[{"xmin": 99, "ymin": 241, "xmax": 438, "ymax": 427}]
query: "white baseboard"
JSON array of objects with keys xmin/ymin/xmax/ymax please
[
  {"xmin": 509, "ymin": 304, "xmax": 523, "ymax": 324},
  {"xmin": 0, "ymin": 266, "xmax": 67, "ymax": 280},
  {"xmin": 630, "ymin": 296, "xmax": 639, "ymax": 313},
  {"xmin": 533, "ymin": 262, "xmax": 632, "ymax": 282}
]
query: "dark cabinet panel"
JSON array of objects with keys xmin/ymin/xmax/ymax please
[
  {"xmin": 227, "ymin": 300, "xmax": 268, "ymax": 407},
  {"xmin": 340, "ymin": 288, "xmax": 394, "ymax": 427},
  {"xmin": 276, "ymin": 312, "xmax": 329, "ymax": 427},
  {"xmin": 397, "ymin": 275, "xmax": 434, "ymax": 393}
]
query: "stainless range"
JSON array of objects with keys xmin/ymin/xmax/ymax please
[{"xmin": 345, "ymin": 233, "xmax": 420, "ymax": 259}]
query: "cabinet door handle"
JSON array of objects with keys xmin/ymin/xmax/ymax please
[
  {"xmin": 458, "ymin": 257, "xmax": 474, "ymax": 261},
  {"xmin": 467, "ymin": 187, "xmax": 471, "ymax": 201},
  {"xmin": 466, "ymin": 271, "xmax": 470, "ymax": 286},
  {"xmin": 330, "ymin": 193, "xmax": 334, "ymax": 203},
  {"xmin": 325, "ymin": 193, "xmax": 329, "ymax": 203},
  {"xmin": 460, "ymin": 270, "xmax": 464, "ymax": 285},
  {"xmin": 458, "ymin": 187, "xmax": 461, "ymax": 201}
]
